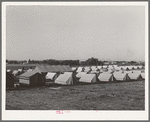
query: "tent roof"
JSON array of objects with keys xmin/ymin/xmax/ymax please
[
  {"xmin": 97, "ymin": 66, "xmax": 102, "ymax": 69},
  {"xmin": 98, "ymin": 73, "xmax": 113, "ymax": 80},
  {"xmin": 64, "ymin": 72, "xmax": 73, "ymax": 75},
  {"xmin": 113, "ymin": 72, "xmax": 127, "ymax": 79},
  {"xmin": 76, "ymin": 72, "xmax": 87, "ymax": 78},
  {"xmin": 19, "ymin": 71, "xmax": 39, "ymax": 78},
  {"xmin": 55, "ymin": 74, "xmax": 72, "ymax": 82},
  {"xmin": 79, "ymin": 74, "xmax": 96, "ymax": 82},
  {"xmin": 46, "ymin": 72, "xmax": 56, "ymax": 79},
  {"xmin": 33, "ymin": 65, "xmax": 72, "ymax": 73},
  {"xmin": 128, "ymin": 73, "xmax": 141, "ymax": 79},
  {"xmin": 71, "ymin": 67, "xmax": 77, "ymax": 71}
]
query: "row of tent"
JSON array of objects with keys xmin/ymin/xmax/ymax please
[
  {"xmin": 72, "ymin": 65, "xmax": 144, "ymax": 72},
  {"xmin": 76, "ymin": 71, "xmax": 145, "ymax": 83},
  {"xmin": 7, "ymin": 65, "xmax": 144, "ymax": 76},
  {"xmin": 19, "ymin": 71, "xmax": 74, "ymax": 86},
  {"xmin": 6, "ymin": 65, "xmax": 145, "ymax": 87},
  {"xmin": 7, "ymin": 64, "xmax": 73, "ymax": 76},
  {"xmin": 18, "ymin": 70, "xmax": 145, "ymax": 86},
  {"xmin": 18, "ymin": 65, "xmax": 75, "ymax": 86}
]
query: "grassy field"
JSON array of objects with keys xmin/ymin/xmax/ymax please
[{"xmin": 6, "ymin": 80, "xmax": 145, "ymax": 110}]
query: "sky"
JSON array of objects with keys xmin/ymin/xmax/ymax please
[{"xmin": 6, "ymin": 5, "xmax": 145, "ymax": 61}]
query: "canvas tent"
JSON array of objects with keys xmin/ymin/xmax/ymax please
[
  {"xmin": 133, "ymin": 66, "xmax": 138, "ymax": 69},
  {"xmin": 33, "ymin": 65, "xmax": 73, "ymax": 73},
  {"xmin": 128, "ymin": 72, "xmax": 142, "ymax": 80},
  {"xmin": 126, "ymin": 66, "xmax": 133, "ymax": 70},
  {"xmin": 45, "ymin": 72, "xmax": 58, "ymax": 81},
  {"xmin": 123, "ymin": 71, "xmax": 133, "ymax": 74},
  {"xmin": 100, "ymin": 68, "xmax": 108, "ymax": 73},
  {"xmin": 107, "ymin": 70, "xmax": 114, "ymax": 73},
  {"xmin": 97, "ymin": 66, "xmax": 102, "ymax": 69},
  {"xmin": 91, "ymin": 68, "xmax": 99, "ymax": 71},
  {"xmin": 84, "ymin": 68, "xmax": 91, "ymax": 72},
  {"xmin": 55, "ymin": 73, "xmax": 73, "ymax": 85},
  {"xmin": 7, "ymin": 69, "xmax": 12, "ymax": 73},
  {"xmin": 76, "ymin": 67, "xmax": 83, "ymax": 72},
  {"xmin": 115, "ymin": 67, "xmax": 121, "ymax": 71},
  {"xmin": 84, "ymin": 68, "xmax": 91, "ymax": 73},
  {"xmin": 113, "ymin": 72, "xmax": 130, "ymax": 81},
  {"xmin": 79, "ymin": 74, "xmax": 97, "ymax": 83},
  {"xmin": 90, "ymin": 70, "xmax": 100, "ymax": 74},
  {"xmin": 27, "ymin": 69, "xmax": 33, "ymax": 72},
  {"xmin": 76, "ymin": 72, "xmax": 87, "ymax": 78},
  {"xmin": 113, "ymin": 65, "xmax": 118, "ymax": 68},
  {"xmin": 71, "ymin": 67, "xmax": 77, "ymax": 71},
  {"xmin": 138, "ymin": 66, "xmax": 143, "ymax": 69},
  {"xmin": 84, "ymin": 66, "xmax": 91, "ymax": 69},
  {"xmin": 98, "ymin": 73, "xmax": 115, "ymax": 82},
  {"xmin": 91, "ymin": 66, "xmax": 97, "ymax": 70},
  {"xmin": 18, "ymin": 69, "xmax": 23, "ymax": 72},
  {"xmin": 12, "ymin": 70, "xmax": 20, "ymax": 76},
  {"xmin": 133, "ymin": 70, "xmax": 142, "ymax": 74},
  {"xmin": 103, "ymin": 65, "xmax": 108, "ymax": 68},
  {"xmin": 19, "ymin": 71, "xmax": 45, "ymax": 86}
]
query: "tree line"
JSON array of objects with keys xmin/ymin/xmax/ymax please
[{"xmin": 6, "ymin": 58, "xmax": 144, "ymax": 66}]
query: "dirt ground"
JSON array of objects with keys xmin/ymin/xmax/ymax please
[{"xmin": 6, "ymin": 80, "xmax": 145, "ymax": 110}]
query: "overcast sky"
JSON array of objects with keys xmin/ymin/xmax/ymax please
[{"xmin": 6, "ymin": 5, "xmax": 145, "ymax": 61}]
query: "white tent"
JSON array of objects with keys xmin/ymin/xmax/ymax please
[
  {"xmin": 71, "ymin": 67, "xmax": 77, "ymax": 71},
  {"xmin": 120, "ymin": 66, "xmax": 126, "ymax": 70},
  {"xmin": 113, "ymin": 72, "xmax": 130, "ymax": 81},
  {"xmin": 108, "ymin": 65, "xmax": 113, "ymax": 67},
  {"xmin": 45, "ymin": 72, "xmax": 58, "ymax": 81},
  {"xmin": 98, "ymin": 73, "xmax": 114, "ymax": 82},
  {"xmin": 64, "ymin": 72, "xmax": 73, "ymax": 75},
  {"xmin": 79, "ymin": 74, "xmax": 97, "ymax": 83},
  {"xmin": 107, "ymin": 70, "xmax": 114, "ymax": 73},
  {"xmin": 133, "ymin": 70, "xmax": 142, "ymax": 74},
  {"xmin": 128, "ymin": 73, "xmax": 142, "ymax": 80},
  {"xmin": 84, "ymin": 68, "xmax": 91, "ymax": 72},
  {"xmin": 138, "ymin": 66, "xmax": 143, "ymax": 69},
  {"xmin": 113, "ymin": 65, "xmax": 118, "ymax": 68},
  {"xmin": 55, "ymin": 74, "xmax": 73, "ymax": 85},
  {"xmin": 76, "ymin": 67, "xmax": 83, "ymax": 72},
  {"xmin": 76, "ymin": 72, "xmax": 87, "ymax": 78},
  {"xmin": 133, "ymin": 66, "xmax": 138, "ymax": 69},
  {"xmin": 103, "ymin": 65, "xmax": 108, "ymax": 68},
  {"xmin": 126, "ymin": 66, "xmax": 133, "ymax": 70},
  {"xmin": 90, "ymin": 70, "xmax": 100, "ymax": 74},
  {"xmin": 7, "ymin": 69, "xmax": 12, "ymax": 73},
  {"xmin": 108, "ymin": 66, "xmax": 114, "ymax": 70},
  {"xmin": 100, "ymin": 68, "xmax": 108, "ymax": 73},
  {"xmin": 84, "ymin": 66, "xmax": 90, "ymax": 69},
  {"xmin": 91, "ymin": 68, "xmax": 99, "ymax": 71},
  {"xmin": 123, "ymin": 71, "xmax": 133, "ymax": 74},
  {"xmin": 97, "ymin": 66, "xmax": 102, "ymax": 69},
  {"xmin": 141, "ymin": 73, "xmax": 145, "ymax": 79},
  {"xmin": 114, "ymin": 67, "xmax": 121, "ymax": 71},
  {"xmin": 18, "ymin": 69, "xmax": 23, "ymax": 72},
  {"xmin": 91, "ymin": 66, "xmax": 97, "ymax": 70},
  {"xmin": 12, "ymin": 70, "xmax": 20, "ymax": 76}
]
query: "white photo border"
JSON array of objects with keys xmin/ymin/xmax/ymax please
[{"xmin": 2, "ymin": 2, "xmax": 149, "ymax": 120}]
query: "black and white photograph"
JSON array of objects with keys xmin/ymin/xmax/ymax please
[{"xmin": 2, "ymin": 1, "xmax": 149, "ymax": 121}]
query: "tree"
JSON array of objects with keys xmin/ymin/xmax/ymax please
[
  {"xmin": 28, "ymin": 59, "xmax": 31, "ymax": 64},
  {"xmin": 85, "ymin": 57, "xmax": 99, "ymax": 65}
]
